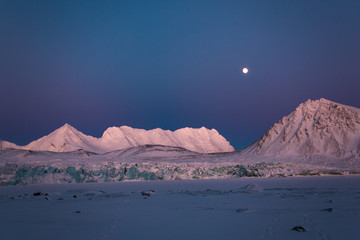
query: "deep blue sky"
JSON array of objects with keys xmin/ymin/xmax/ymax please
[{"xmin": 1, "ymin": 0, "xmax": 360, "ymax": 150}]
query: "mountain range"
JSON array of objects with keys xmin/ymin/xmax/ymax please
[
  {"xmin": 2, "ymin": 124, "xmax": 234, "ymax": 154},
  {"xmin": 1, "ymin": 98, "xmax": 359, "ymax": 157},
  {"xmin": 1, "ymin": 98, "xmax": 360, "ymax": 185}
]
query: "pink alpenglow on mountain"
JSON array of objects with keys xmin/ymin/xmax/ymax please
[
  {"xmin": 245, "ymin": 98, "xmax": 360, "ymax": 157},
  {"xmin": 9, "ymin": 124, "xmax": 234, "ymax": 154}
]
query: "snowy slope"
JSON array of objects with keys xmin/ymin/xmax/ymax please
[
  {"xmin": 0, "ymin": 140, "xmax": 20, "ymax": 150},
  {"xmin": 104, "ymin": 145, "xmax": 200, "ymax": 160},
  {"xmin": 244, "ymin": 98, "xmax": 360, "ymax": 157},
  {"xmin": 13, "ymin": 124, "xmax": 234, "ymax": 154},
  {"xmin": 23, "ymin": 124, "xmax": 101, "ymax": 153}
]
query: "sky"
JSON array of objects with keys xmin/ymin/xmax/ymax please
[{"xmin": 1, "ymin": 0, "xmax": 360, "ymax": 150}]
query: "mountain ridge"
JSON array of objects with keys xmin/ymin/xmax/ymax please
[{"xmin": 1, "ymin": 124, "xmax": 234, "ymax": 154}]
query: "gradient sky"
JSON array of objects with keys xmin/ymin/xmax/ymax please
[{"xmin": 1, "ymin": 0, "xmax": 360, "ymax": 150}]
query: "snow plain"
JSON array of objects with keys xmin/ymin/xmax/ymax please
[{"xmin": 0, "ymin": 176, "xmax": 359, "ymax": 240}]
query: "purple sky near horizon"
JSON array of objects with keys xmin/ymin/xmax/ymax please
[{"xmin": 1, "ymin": 0, "xmax": 360, "ymax": 150}]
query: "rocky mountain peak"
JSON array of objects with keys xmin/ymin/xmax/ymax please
[{"xmin": 245, "ymin": 99, "xmax": 360, "ymax": 157}]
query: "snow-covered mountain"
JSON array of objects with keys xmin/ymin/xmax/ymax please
[
  {"xmin": 2, "ymin": 98, "xmax": 360, "ymax": 186},
  {"xmin": 23, "ymin": 124, "xmax": 101, "ymax": 153},
  {"xmin": 244, "ymin": 98, "xmax": 360, "ymax": 157},
  {"xmin": 99, "ymin": 126, "xmax": 234, "ymax": 153},
  {"xmin": 0, "ymin": 140, "xmax": 20, "ymax": 150},
  {"xmin": 7, "ymin": 124, "xmax": 234, "ymax": 154}
]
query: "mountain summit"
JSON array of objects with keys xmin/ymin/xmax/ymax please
[
  {"xmin": 16, "ymin": 124, "xmax": 234, "ymax": 154},
  {"xmin": 24, "ymin": 123, "xmax": 100, "ymax": 153},
  {"xmin": 245, "ymin": 98, "xmax": 360, "ymax": 157}
]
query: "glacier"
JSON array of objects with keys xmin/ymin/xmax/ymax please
[
  {"xmin": 1, "ymin": 146, "xmax": 359, "ymax": 186},
  {"xmin": 2, "ymin": 159, "xmax": 354, "ymax": 186}
]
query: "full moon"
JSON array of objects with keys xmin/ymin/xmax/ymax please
[{"xmin": 242, "ymin": 67, "xmax": 248, "ymax": 74}]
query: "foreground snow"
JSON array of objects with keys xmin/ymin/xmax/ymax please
[{"xmin": 0, "ymin": 176, "xmax": 359, "ymax": 240}]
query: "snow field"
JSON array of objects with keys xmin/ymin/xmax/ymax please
[{"xmin": 0, "ymin": 176, "xmax": 359, "ymax": 240}]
